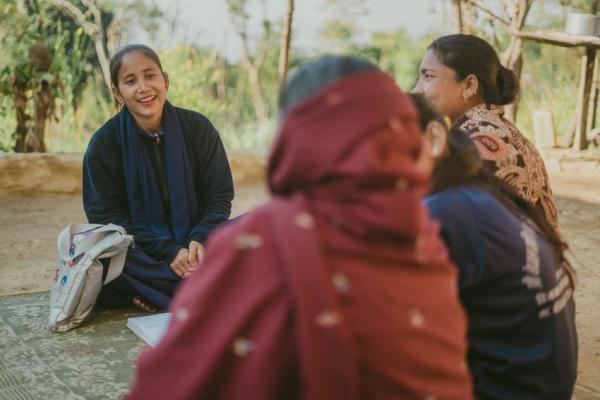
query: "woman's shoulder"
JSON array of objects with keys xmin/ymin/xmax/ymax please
[
  {"xmin": 85, "ymin": 113, "xmax": 121, "ymax": 158},
  {"xmin": 457, "ymin": 104, "xmax": 506, "ymax": 133},
  {"xmin": 174, "ymin": 106, "xmax": 217, "ymax": 135},
  {"xmin": 426, "ymin": 186, "xmax": 510, "ymax": 225},
  {"xmin": 427, "ymin": 186, "xmax": 486, "ymax": 211}
]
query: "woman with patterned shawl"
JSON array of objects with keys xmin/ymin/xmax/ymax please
[
  {"xmin": 127, "ymin": 55, "xmax": 473, "ymax": 400},
  {"xmin": 411, "ymin": 94, "xmax": 577, "ymax": 400},
  {"xmin": 413, "ymin": 34, "xmax": 558, "ymax": 228}
]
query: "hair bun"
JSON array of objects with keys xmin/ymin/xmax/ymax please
[{"xmin": 496, "ymin": 66, "xmax": 519, "ymax": 105}]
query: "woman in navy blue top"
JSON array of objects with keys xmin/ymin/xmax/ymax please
[
  {"xmin": 411, "ymin": 94, "xmax": 577, "ymax": 400},
  {"xmin": 83, "ymin": 45, "xmax": 233, "ymax": 312}
]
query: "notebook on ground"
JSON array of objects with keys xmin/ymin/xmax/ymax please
[{"xmin": 127, "ymin": 312, "xmax": 172, "ymax": 347}]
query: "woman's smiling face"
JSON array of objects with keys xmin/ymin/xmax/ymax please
[
  {"xmin": 113, "ymin": 50, "xmax": 168, "ymax": 131},
  {"xmin": 413, "ymin": 49, "xmax": 469, "ymax": 123}
]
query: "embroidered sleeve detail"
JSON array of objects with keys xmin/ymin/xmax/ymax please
[{"xmin": 458, "ymin": 106, "xmax": 558, "ymax": 228}]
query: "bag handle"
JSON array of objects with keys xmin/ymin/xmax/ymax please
[
  {"xmin": 104, "ymin": 248, "xmax": 127, "ymax": 284},
  {"xmin": 58, "ymin": 223, "xmax": 127, "ymax": 260},
  {"xmin": 57, "ymin": 223, "xmax": 130, "ymax": 285}
]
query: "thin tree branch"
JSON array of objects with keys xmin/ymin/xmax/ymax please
[
  {"xmin": 47, "ymin": 0, "xmax": 98, "ymax": 36},
  {"xmin": 47, "ymin": 0, "xmax": 111, "ymax": 92},
  {"xmin": 80, "ymin": 0, "xmax": 101, "ymax": 27},
  {"xmin": 464, "ymin": 0, "xmax": 510, "ymax": 25},
  {"xmin": 278, "ymin": 0, "xmax": 294, "ymax": 83}
]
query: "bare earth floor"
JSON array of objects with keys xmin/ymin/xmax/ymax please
[{"xmin": 0, "ymin": 175, "xmax": 598, "ymax": 396}]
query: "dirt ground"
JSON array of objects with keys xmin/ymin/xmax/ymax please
[{"xmin": 0, "ymin": 173, "xmax": 598, "ymax": 395}]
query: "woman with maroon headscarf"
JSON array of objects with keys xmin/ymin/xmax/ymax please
[{"xmin": 127, "ymin": 55, "xmax": 473, "ymax": 400}]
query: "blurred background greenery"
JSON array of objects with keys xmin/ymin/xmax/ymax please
[{"xmin": 0, "ymin": 0, "xmax": 595, "ymax": 152}]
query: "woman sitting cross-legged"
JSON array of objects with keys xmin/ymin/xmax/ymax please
[
  {"xmin": 83, "ymin": 44, "xmax": 234, "ymax": 312},
  {"xmin": 127, "ymin": 56, "xmax": 474, "ymax": 400},
  {"xmin": 411, "ymin": 93, "xmax": 577, "ymax": 400}
]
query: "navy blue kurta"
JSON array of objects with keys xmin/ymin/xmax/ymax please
[
  {"xmin": 83, "ymin": 106, "xmax": 234, "ymax": 308},
  {"xmin": 426, "ymin": 186, "xmax": 577, "ymax": 400}
]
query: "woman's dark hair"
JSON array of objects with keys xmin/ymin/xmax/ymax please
[
  {"xmin": 410, "ymin": 93, "xmax": 574, "ymax": 287},
  {"xmin": 109, "ymin": 44, "xmax": 165, "ymax": 109},
  {"xmin": 278, "ymin": 55, "xmax": 379, "ymax": 116},
  {"xmin": 428, "ymin": 34, "xmax": 519, "ymax": 105}
]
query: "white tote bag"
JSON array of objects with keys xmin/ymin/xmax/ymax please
[{"xmin": 49, "ymin": 223, "xmax": 133, "ymax": 332}]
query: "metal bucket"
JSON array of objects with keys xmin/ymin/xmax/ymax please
[{"xmin": 565, "ymin": 12, "xmax": 600, "ymax": 36}]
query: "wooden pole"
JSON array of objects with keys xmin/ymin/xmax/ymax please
[
  {"xmin": 589, "ymin": 0, "xmax": 600, "ymax": 133},
  {"xmin": 572, "ymin": 0, "xmax": 600, "ymax": 150},
  {"xmin": 278, "ymin": 0, "xmax": 294, "ymax": 85},
  {"xmin": 589, "ymin": 57, "xmax": 598, "ymax": 133},
  {"xmin": 453, "ymin": 0, "xmax": 464, "ymax": 34},
  {"xmin": 574, "ymin": 47, "xmax": 594, "ymax": 150}
]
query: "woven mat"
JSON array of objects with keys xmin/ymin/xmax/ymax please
[
  {"xmin": 0, "ymin": 292, "xmax": 146, "ymax": 400},
  {"xmin": 2, "ymin": 292, "xmax": 597, "ymax": 399}
]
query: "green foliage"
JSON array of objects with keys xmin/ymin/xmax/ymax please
[
  {"xmin": 0, "ymin": 0, "xmax": 592, "ymax": 153},
  {"xmin": 0, "ymin": 0, "xmax": 104, "ymax": 151},
  {"xmin": 0, "ymin": 96, "xmax": 16, "ymax": 151},
  {"xmin": 557, "ymin": 0, "xmax": 596, "ymax": 11},
  {"xmin": 320, "ymin": 20, "xmax": 355, "ymax": 49},
  {"xmin": 160, "ymin": 43, "xmax": 281, "ymax": 149},
  {"xmin": 355, "ymin": 30, "xmax": 436, "ymax": 91},
  {"xmin": 518, "ymin": 42, "xmax": 580, "ymax": 139}
]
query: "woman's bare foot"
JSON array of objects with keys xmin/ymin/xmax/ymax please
[{"xmin": 132, "ymin": 296, "xmax": 159, "ymax": 313}]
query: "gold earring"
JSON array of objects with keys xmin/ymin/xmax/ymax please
[
  {"xmin": 462, "ymin": 92, "xmax": 470, "ymax": 104},
  {"xmin": 443, "ymin": 116, "xmax": 452, "ymax": 128}
]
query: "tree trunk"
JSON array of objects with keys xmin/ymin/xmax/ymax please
[
  {"xmin": 278, "ymin": 0, "xmax": 294, "ymax": 85},
  {"xmin": 231, "ymin": 65, "xmax": 247, "ymax": 125},
  {"xmin": 589, "ymin": 56, "xmax": 598, "ymax": 135},
  {"xmin": 93, "ymin": 35, "xmax": 111, "ymax": 92},
  {"xmin": 573, "ymin": 47, "xmax": 595, "ymax": 150},
  {"xmin": 501, "ymin": 0, "xmax": 533, "ymax": 122},
  {"xmin": 589, "ymin": 0, "xmax": 600, "ymax": 135},
  {"xmin": 28, "ymin": 82, "xmax": 53, "ymax": 152},
  {"xmin": 228, "ymin": 0, "xmax": 270, "ymax": 123},
  {"xmin": 216, "ymin": 56, "xmax": 227, "ymax": 101},
  {"xmin": 453, "ymin": 0, "xmax": 464, "ymax": 33},
  {"xmin": 243, "ymin": 59, "xmax": 268, "ymax": 123},
  {"xmin": 12, "ymin": 90, "xmax": 29, "ymax": 153}
]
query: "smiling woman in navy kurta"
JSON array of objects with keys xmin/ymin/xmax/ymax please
[{"xmin": 83, "ymin": 44, "xmax": 233, "ymax": 310}]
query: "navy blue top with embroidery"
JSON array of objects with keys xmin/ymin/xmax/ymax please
[{"xmin": 426, "ymin": 186, "xmax": 577, "ymax": 400}]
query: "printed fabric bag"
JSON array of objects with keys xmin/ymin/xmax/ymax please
[{"xmin": 49, "ymin": 223, "xmax": 133, "ymax": 332}]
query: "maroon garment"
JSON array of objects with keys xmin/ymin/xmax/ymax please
[{"xmin": 127, "ymin": 71, "xmax": 473, "ymax": 400}]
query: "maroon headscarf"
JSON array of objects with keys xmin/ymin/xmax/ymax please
[{"xmin": 269, "ymin": 70, "xmax": 427, "ymax": 244}]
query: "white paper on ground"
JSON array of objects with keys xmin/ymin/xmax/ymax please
[{"xmin": 127, "ymin": 312, "xmax": 172, "ymax": 347}]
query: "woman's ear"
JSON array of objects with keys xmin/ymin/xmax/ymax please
[
  {"xmin": 111, "ymin": 85, "xmax": 124, "ymax": 105},
  {"xmin": 425, "ymin": 120, "xmax": 448, "ymax": 159},
  {"xmin": 163, "ymin": 71, "xmax": 169, "ymax": 91},
  {"xmin": 463, "ymin": 74, "xmax": 479, "ymax": 101}
]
